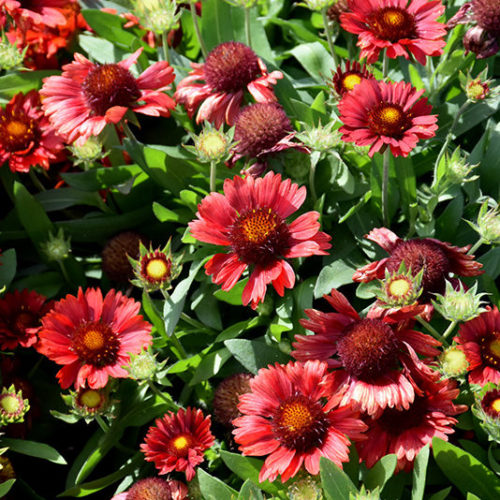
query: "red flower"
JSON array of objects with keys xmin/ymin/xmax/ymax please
[
  {"xmin": 0, "ymin": 91, "xmax": 65, "ymax": 173},
  {"xmin": 141, "ymin": 407, "xmax": 215, "ymax": 481},
  {"xmin": 454, "ymin": 306, "xmax": 500, "ymax": 386},
  {"xmin": 0, "ymin": 0, "xmax": 68, "ymax": 27},
  {"xmin": 331, "ymin": 60, "xmax": 374, "ymax": 97},
  {"xmin": 340, "ymin": 0, "xmax": 446, "ymax": 65},
  {"xmin": 40, "ymin": 48, "xmax": 175, "ymax": 145},
  {"xmin": 0, "ymin": 289, "xmax": 53, "ymax": 350},
  {"xmin": 338, "ymin": 78, "xmax": 437, "ymax": 157},
  {"xmin": 233, "ymin": 360, "xmax": 367, "ymax": 482},
  {"xmin": 37, "ymin": 288, "xmax": 152, "ymax": 389},
  {"xmin": 188, "ymin": 172, "xmax": 331, "ymax": 308},
  {"xmin": 292, "ymin": 289, "xmax": 441, "ymax": 416},
  {"xmin": 352, "ymin": 227, "xmax": 484, "ymax": 301},
  {"xmin": 174, "ymin": 42, "xmax": 283, "ymax": 128},
  {"xmin": 111, "ymin": 478, "xmax": 188, "ymax": 500},
  {"xmin": 357, "ymin": 362, "xmax": 466, "ymax": 472}
]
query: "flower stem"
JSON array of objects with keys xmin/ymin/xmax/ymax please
[
  {"xmin": 146, "ymin": 380, "xmax": 177, "ymax": 410},
  {"xmin": 95, "ymin": 414, "xmax": 109, "ymax": 433},
  {"xmin": 210, "ymin": 160, "xmax": 217, "ymax": 192},
  {"xmin": 468, "ymin": 237, "xmax": 484, "ymax": 256},
  {"xmin": 309, "ymin": 157, "xmax": 318, "ymax": 203},
  {"xmin": 433, "ymin": 101, "xmax": 469, "ymax": 185},
  {"xmin": 442, "ymin": 320, "xmax": 458, "ymax": 340},
  {"xmin": 382, "ymin": 147, "xmax": 390, "ymax": 226},
  {"xmin": 161, "ymin": 31, "xmax": 170, "ymax": 64},
  {"xmin": 382, "ymin": 49, "xmax": 389, "ymax": 78},
  {"xmin": 29, "ymin": 169, "xmax": 45, "ymax": 192},
  {"xmin": 191, "ymin": 1, "xmax": 207, "ymax": 59},
  {"xmin": 121, "ymin": 120, "xmax": 137, "ymax": 142},
  {"xmin": 245, "ymin": 7, "xmax": 252, "ymax": 49},
  {"xmin": 57, "ymin": 259, "xmax": 71, "ymax": 286},
  {"xmin": 417, "ymin": 316, "xmax": 446, "ymax": 345},
  {"xmin": 322, "ymin": 7, "xmax": 338, "ymax": 67}
]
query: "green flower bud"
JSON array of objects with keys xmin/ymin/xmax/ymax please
[
  {"xmin": 41, "ymin": 228, "xmax": 71, "ymax": 262},
  {"xmin": 0, "ymin": 385, "xmax": 29, "ymax": 426}
]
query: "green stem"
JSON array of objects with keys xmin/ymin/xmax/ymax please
[
  {"xmin": 27, "ymin": 357, "xmax": 43, "ymax": 379},
  {"xmin": 244, "ymin": 7, "xmax": 252, "ymax": 49},
  {"xmin": 309, "ymin": 157, "xmax": 318, "ymax": 203},
  {"xmin": 58, "ymin": 259, "xmax": 72, "ymax": 286},
  {"xmin": 121, "ymin": 120, "xmax": 137, "ymax": 142},
  {"xmin": 468, "ymin": 237, "xmax": 484, "ymax": 256},
  {"xmin": 191, "ymin": 1, "xmax": 207, "ymax": 58},
  {"xmin": 382, "ymin": 147, "xmax": 390, "ymax": 226},
  {"xmin": 95, "ymin": 414, "xmax": 109, "ymax": 433},
  {"xmin": 29, "ymin": 169, "xmax": 45, "ymax": 192},
  {"xmin": 146, "ymin": 380, "xmax": 177, "ymax": 410},
  {"xmin": 442, "ymin": 320, "xmax": 458, "ymax": 340},
  {"xmin": 322, "ymin": 7, "xmax": 338, "ymax": 67},
  {"xmin": 433, "ymin": 101, "xmax": 469, "ymax": 185},
  {"xmin": 382, "ymin": 49, "xmax": 389, "ymax": 78},
  {"xmin": 210, "ymin": 160, "xmax": 217, "ymax": 192},
  {"xmin": 161, "ymin": 30, "xmax": 170, "ymax": 64},
  {"xmin": 417, "ymin": 316, "xmax": 446, "ymax": 345}
]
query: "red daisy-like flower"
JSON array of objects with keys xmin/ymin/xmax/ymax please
[
  {"xmin": 340, "ymin": 0, "xmax": 447, "ymax": 65},
  {"xmin": 174, "ymin": 41, "xmax": 283, "ymax": 128},
  {"xmin": 188, "ymin": 172, "xmax": 331, "ymax": 309},
  {"xmin": 233, "ymin": 360, "xmax": 367, "ymax": 483},
  {"xmin": 0, "ymin": 90, "xmax": 65, "ymax": 173},
  {"xmin": 292, "ymin": 289, "xmax": 441, "ymax": 416},
  {"xmin": 111, "ymin": 477, "xmax": 189, "ymax": 500},
  {"xmin": 331, "ymin": 60, "xmax": 374, "ymax": 97},
  {"xmin": 40, "ymin": 48, "xmax": 176, "ymax": 145},
  {"xmin": 454, "ymin": 306, "xmax": 500, "ymax": 386},
  {"xmin": 338, "ymin": 78, "xmax": 438, "ymax": 157},
  {"xmin": 37, "ymin": 288, "xmax": 152, "ymax": 389},
  {"xmin": 141, "ymin": 407, "xmax": 215, "ymax": 481},
  {"xmin": 352, "ymin": 227, "xmax": 484, "ymax": 301},
  {"xmin": 357, "ymin": 361, "xmax": 466, "ymax": 472},
  {"xmin": 0, "ymin": 0, "xmax": 68, "ymax": 27},
  {"xmin": 0, "ymin": 289, "xmax": 53, "ymax": 350}
]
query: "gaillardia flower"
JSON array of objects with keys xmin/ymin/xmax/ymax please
[
  {"xmin": 292, "ymin": 289, "xmax": 441, "ymax": 416},
  {"xmin": 340, "ymin": 0, "xmax": 446, "ymax": 65},
  {"xmin": 40, "ymin": 48, "xmax": 175, "ymax": 145},
  {"xmin": 0, "ymin": 90, "xmax": 65, "ymax": 173},
  {"xmin": 111, "ymin": 477, "xmax": 188, "ymax": 500},
  {"xmin": 37, "ymin": 288, "xmax": 152, "ymax": 389},
  {"xmin": 0, "ymin": 288, "xmax": 53, "ymax": 350},
  {"xmin": 357, "ymin": 362, "xmax": 465, "ymax": 472},
  {"xmin": 188, "ymin": 172, "xmax": 331, "ymax": 308},
  {"xmin": 0, "ymin": 0, "xmax": 68, "ymax": 27},
  {"xmin": 454, "ymin": 306, "xmax": 500, "ymax": 386},
  {"xmin": 233, "ymin": 360, "xmax": 367, "ymax": 482},
  {"xmin": 338, "ymin": 78, "xmax": 438, "ymax": 157},
  {"xmin": 174, "ymin": 41, "xmax": 283, "ymax": 128},
  {"xmin": 352, "ymin": 228, "xmax": 484, "ymax": 301},
  {"xmin": 330, "ymin": 60, "xmax": 374, "ymax": 97},
  {"xmin": 141, "ymin": 407, "xmax": 215, "ymax": 481}
]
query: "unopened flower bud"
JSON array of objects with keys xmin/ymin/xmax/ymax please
[
  {"xmin": 186, "ymin": 123, "xmax": 233, "ymax": 164},
  {"xmin": 41, "ymin": 228, "xmax": 71, "ymax": 261},
  {"xmin": 439, "ymin": 345, "xmax": 469, "ymax": 378},
  {"xmin": 349, "ymin": 485, "xmax": 381, "ymax": 500},
  {"xmin": 0, "ymin": 385, "xmax": 29, "ymax": 426},
  {"xmin": 471, "ymin": 201, "xmax": 500, "ymax": 246},
  {"xmin": 68, "ymin": 137, "xmax": 106, "ymax": 168},
  {"xmin": 376, "ymin": 263, "xmax": 423, "ymax": 307},
  {"xmin": 126, "ymin": 350, "xmax": 164, "ymax": 381},
  {"xmin": 432, "ymin": 281, "xmax": 488, "ymax": 322},
  {"xmin": 288, "ymin": 473, "xmax": 324, "ymax": 500},
  {"xmin": 134, "ymin": 0, "xmax": 181, "ymax": 34},
  {"xmin": 296, "ymin": 121, "xmax": 341, "ymax": 153},
  {"xmin": 0, "ymin": 39, "xmax": 26, "ymax": 71},
  {"xmin": 472, "ymin": 383, "xmax": 500, "ymax": 445},
  {"xmin": 444, "ymin": 147, "xmax": 479, "ymax": 185},
  {"xmin": 299, "ymin": 0, "xmax": 335, "ymax": 11}
]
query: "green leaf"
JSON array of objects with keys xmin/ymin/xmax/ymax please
[
  {"xmin": 362, "ymin": 454, "xmax": 397, "ymax": 491},
  {"xmin": 61, "ymin": 165, "xmax": 140, "ymax": 191},
  {"xmin": 2, "ymin": 438, "xmax": 66, "ymax": 465},
  {"xmin": 78, "ymin": 34, "xmax": 119, "ymax": 64},
  {"xmin": 220, "ymin": 451, "xmax": 281, "ymax": 496},
  {"xmin": 197, "ymin": 468, "xmax": 238, "ymax": 500},
  {"xmin": 201, "ymin": 0, "xmax": 233, "ymax": 51},
  {"xmin": 320, "ymin": 456, "xmax": 357, "ymax": 500},
  {"xmin": 152, "ymin": 202, "xmax": 191, "ymax": 224},
  {"xmin": 289, "ymin": 42, "xmax": 335, "ymax": 82},
  {"xmin": 35, "ymin": 188, "xmax": 108, "ymax": 212},
  {"xmin": 12, "ymin": 271, "xmax": 62, "ymax": 298},
  {"xmin": 215, "ymin": 316, "xmax": 267, "ymax": 343},
  {"xmin": 479, "ymin": 248, "xmax": 500, "ymax": 280},
  {"xmin": 81, "ymin": 9, "xmax": 138, "ymax": 49},
  {"xmin": 224, "ymin": 338, "xmax": 290, "ymax": 374},
  {"xmin": 428, "ymin": 487, "xmax": 452, "ymax": 500},
  {"xmin": 412, "ymin": 444, "xmax": 430, "ymax": 500},
  {"xmin": 0, "ymin": 479, "xmax": 16, "ymax": 497},
  {"xmin": 142, "ymin": 291, "xmax": 167, "ymax": 339},
  {"xmin": 238, "ymin": 480, "xmax": 264, "ymax": 500},
  {"xmin": 189, "ymin": 347, "xmax": 231, "ymax": 385},
  {"xmin": 0, "ymin": 70, "xmax": 57, "ymax": 99},
  {"xmin": 432, "ymin": 437, "xmax": 500, "ymax": 500},
  {"xmin": 214, "ymin": 279, "xmax": 247, "ymax": 305},
  {"xmin": 314, "ymin": 258, "xmax": 360, "ymax": 298},
  {"xmin": 0, "ymin": 249, "xmax": 16, "ymax": 290}
]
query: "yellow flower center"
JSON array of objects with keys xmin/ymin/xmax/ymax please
[
  {"xmin": 80, "ymin": 389, "xmax": 103, "ymax": 408},
  {"xmin": 146, "ymin": 258, "xmax": 169, "ymax": 280},
  {"xmin": 83, "ymin": 330, "xmax": 105, "ymax": 351},
  {"xmin": 198, "ymin": 132, "xmax": 227, "ymax": 159},
  {"xmin": 490, "ymin": 339, "xmax": 500, "ymax": 358},
  {"xmin": 492, "ymin": 398, "xmax": 500, "ymax": 413},
  {"xmin": 1, "ymin": 395, "xmax": 20, "ymax": 414},
  {"xmin": 173, "ymin": 435, "xmax": 190, "ymax": 452},
  {"xmin": 380, "ymin": 106, "xmax": 402, "ymax": 125},
  {"xmin": 388, "ymin": 278, "xmax": 411, "ymax": 297},
  {"xmin": 280, "ymin": 401, "xmax": 313, "ymax": 432},
  {"xmin": 383, "ymin": 9, "xmax": 405, "ymax": 28},
  {"xmin": 240, "ymin": 208, "xmax": 279, "ymax": 244},
  {"xmin": 6, "ymin": 120, "xmax": 27, "ymax": 136},
  {"xmin": 440, "ymin": 348, "xmax": 468, "ymax": 376},
  {"xmin": 343, "ymin": 74, "xmax": 362, "ymax": 91}
]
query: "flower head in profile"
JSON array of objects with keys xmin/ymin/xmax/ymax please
[
  {"xmin": 0, "ymin": 289, "xmax": 53, "ymax": 350},
  {"xmin": 111, "ymin": 477, "xmax": 188, "ymax": 500},
  {"xmin": 330, "ymin": 60, "xmax": 374, "ymax": 97},
  {"xmin": 454, "ymin": 306, "xmax": 500, "ymax": 386},
  {"xmin": 472, "ymin": 382, "xmax": 500, "ymax": 445},
  {"xmin": 233, "ymin": 360, "xmax": 367, "ymax": 482},
  {"xmin": 292, "ymin": 289, "xmax": 441, "ymax": 416},
  {"xmin": 340, "ymin": 0, "xmax": 446, "ymax": 65},
  {"xmin": 37, "ymin": 288, "xmax": 152, "ymax": 389},
  {"xmin": 40, "ymin": 48, "xmax": 175, "ymax": 145},
  {"xmin": 141, "ymin": 407, "xmax": 215, "ymax": 481},
  {"xmin": 188, "ymin": 172, "xmax": 331, "ymax": 308},
  {"xmin": 338, "ymin": 78, "xmax": 438, "ymax": 157},
  {"xmin": 0, "ymin": 90, "xmax": 65, "ymax": 173},
  {"xmin": 353, "ymin": 227, "xmax": 483, "ymax": 308},
  {"xmin": 357, "ymin": 362, "xmax": 465, "ymax": 472},
  {"xmin": 174, "ymin": 41, "xmax": 283, "ymax": 128}
]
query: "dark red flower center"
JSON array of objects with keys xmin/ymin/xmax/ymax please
[
  {"xmin": 0, "ymin": 113, "xmax": 37, "ymax": 153},
  {"xmin": 479, "ymin": 331, "xmax": 500, "ymax": 370},
  {"xmin": 127, "ymin": 477, "xmax": 173, "ymax": 500},
  {"xmin": 367, "ymin": 7, "xmax": 416, "ymax": 42},
  {"xmin": 480, "ymin": 388, "xmax": 500, "ymax": 419},
  {"xmin": 385, "ymin": 239, "xmax": 450, "ymax": 297},
  {"xmin": 167, "ymin": 433, "xmax": 194, "ymax": 458},
  {"xmin": 71, "ymin": 321, "xmax": 120, "ymax": 367},
  {"xmin": 13, "ymin": 309, "xmax": 38, "ymax": 334},
  {"xmin": 203, "ymin": 41, "xmax": 261, "ymax": 93},
  {"xmin": 234, "ymin": 102, "xmax": 292, "ymax": 157},
  {"xmin": 377, "ymin": 396, "xmax": 427, "ymax": 434},
  {"xmin": 228, "ymin": 207, "xmax": 290, "ymax": 266},
  {"xmin": 367, "ymin": 103, "xmax": 411, "ymax": 138},
  {"xmin": 82, "ymin": 64, "xmax": 141, "ymax": 116},
  {"xmin": 337, "ymin": 318, "xmax": 399, "ymax": 381},
  {"xmin": 141, "ymin": 252, "xmax": 172, "ymax": 284},
  {"xmin": 473, "ymin": 0, "xmax": 500, "ymax": 36},
  {"xmin": 272, "ymin": 394, "xmax": 329, "ymax": 452}
]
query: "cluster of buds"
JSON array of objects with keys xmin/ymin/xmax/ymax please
[
  {"xmin": 133, "ymin": 0, "xmax": 182, "ymax": 35},
  {"xmin": 68, "ymin": 137, "xmax": 107, "ymax": 169},
  {"xmin": 185, "ymin": 122, "xmax": 234, "ymax": 164},
  {"xmin": 129, "ymin": 240, "xmax": 182, "ymax": 293},
  {"xmin": 472, "ymin": 383, "xmax": 500, "ymax": 445},
  {"xmin": 41, "ymin": 228, "xmax": 71, "ymax": 262},
  {"xmin": 467, "ymin": 200, "xmax": 500, "ymax": 246},
  {"xmin": 0, "ymin": 385, "xmax": 30, "ymax": 426},
  {"xmin": 376, "ymin": 263, "xmax": 423, "ymax": 308},
  {"xmin": 438, "ymin": 345, "xmax": 469, "ymax": 379},
  {"xmin": 432, "ymin": 281, "xmax": 488, "ymax": 323}
]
